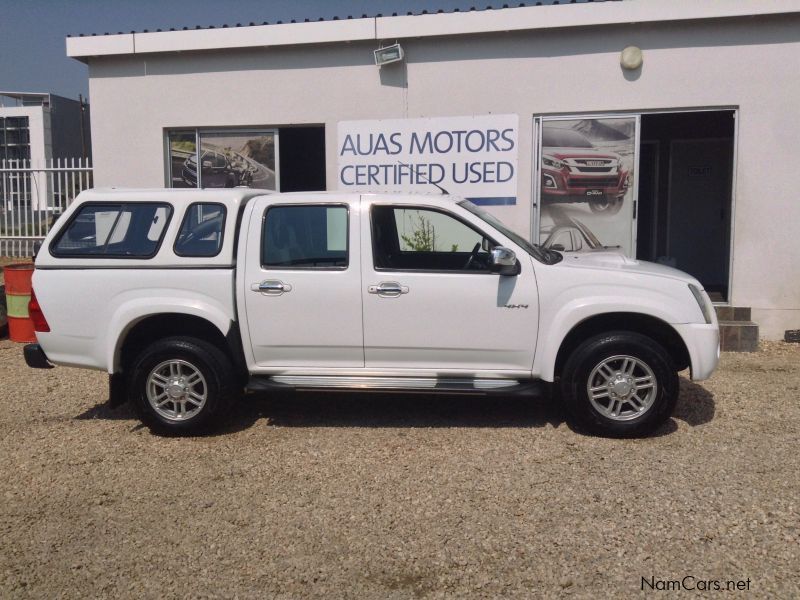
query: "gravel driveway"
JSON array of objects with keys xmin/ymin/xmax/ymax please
[{"xmin": 0, "ymin": 340, "xmax": 797, "ymax": 598}]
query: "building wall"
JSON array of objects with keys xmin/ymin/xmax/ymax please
[
  {"xmin": 0, "ymin": 105, "xmax": 49, "ymax": 210},
  {"xmin": 86, "ymin": 15, "xmax": 800, "ymax": 338}
]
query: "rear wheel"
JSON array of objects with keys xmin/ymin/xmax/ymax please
[
  {"xmin": 128, "ymin": 336, "xmax": 238, "ymax": 435},
  {"xmin": 559, "ymin": 331, "xmax": 678, "ymax": 437}
]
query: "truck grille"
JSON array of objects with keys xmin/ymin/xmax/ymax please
[{"xmin": 568, "ymin": 176, "xmax": 619, "ymax": 188}]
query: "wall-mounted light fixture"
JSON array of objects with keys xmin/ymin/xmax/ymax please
[
  {"xmin": 620, "ymin": 46, "xmax": 643, "ymax": 70},
  {"xmin": 374, "ymin": 43, "xmax": 404, "ymax": 67}
]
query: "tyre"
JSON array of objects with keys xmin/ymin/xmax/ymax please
[
  {"xmin": 588, "ymin": 194, "xmax": 623, "ymax": 215},
  {"xmin": 559, "ymin": 331, "xmax": 678, "ymax": 437},
  {"xmin": 128, "ymin": 336, "xmax": 238, "ymax": 435}
]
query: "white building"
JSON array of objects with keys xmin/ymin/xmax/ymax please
[
  {"xmin": 66, "ymin": 0, "xmax": 800, "ymax": 342},
  {"xmin": 0, "ymin": 92, "xmax": 89, "ymax": 165},
  {"xmin": 0, "ymin": 91, "xmax": 90, "ymax": 217}
]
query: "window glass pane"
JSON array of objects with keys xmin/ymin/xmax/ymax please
[
  {"xmin": 174, "ymin": 203, "xmax": 226, "ymax": 257},
  {"xmin": 372, "ymin": 206, "xmax": 492, "ymax": 272},
  {"xmin": 326, "ymin": 207, "xmax": 347, "ymax": 251},
  {"xmin": 394, "ymin": 208, "xmax": 482, "ymax": 253},
  {"xmin": 52, "ymin": 203, "xmax": 172, "ymax": 257},
  {"xmin": 262, "ymin": 205, "xmax": 348, "ymax": 268},
  {"xmin": 168, "ymin": 131, "xmax": 197, "ymax": 188},
  {"xmin": 199, "ymin": 131, "xmax": 277, "ymax": 190}
]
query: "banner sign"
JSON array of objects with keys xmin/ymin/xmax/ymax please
[
  {"xmin": 538, "ymin": 117, "xmax": 636, "ymax": 256},
  {"xmin": 337, "ymin": 114, "xmax": 518, "ymax": 205}
]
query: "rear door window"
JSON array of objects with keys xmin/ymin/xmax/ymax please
[
  {"xmin": 262, "ymin": 204, "xmax": 348, "ymax": 268},
  {"xmin": 174, "ymin": 203, "xmax": 226, "ymax": 257},
  {"xmin": 51, "ymin": 202, "xmax": 172, "ymax": 258}
]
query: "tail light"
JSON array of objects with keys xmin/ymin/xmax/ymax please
[{"xmin": 28, "ymin": 289, "xmax": 50, "ymax": 332}]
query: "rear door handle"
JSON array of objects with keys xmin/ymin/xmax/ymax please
[
  {"xmin": 251, "ymin": 280, "xmax": 292, "ymax": 295},
  {"xmin": 368, "ymin": 281, "xmax": 409, "ymax": 297}
]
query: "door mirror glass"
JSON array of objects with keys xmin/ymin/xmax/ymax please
[{"xmin": 489, "ymin": 246, "xmax": 520, "ymax": 276}]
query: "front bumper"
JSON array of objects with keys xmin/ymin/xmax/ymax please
[
  {"xmin": 541, "ymin": 168, "xmax": 627, "ymax": 198},
  {"xmin": 672, "ymin": 323, "xmax": 720, "ymax": 381},
  {"xmin": 24, "ymin": 343, "xmax": 54, "ymax": 369}
]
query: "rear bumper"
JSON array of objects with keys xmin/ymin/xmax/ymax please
[
  {"xmin": 24, "ymin": 343, "xmax": 54, "ymax": 369},
  {"xmin": 673, "ymin": 323, "xmax": 720, "ymax": 381}
]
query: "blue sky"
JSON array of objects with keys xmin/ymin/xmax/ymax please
[{"xmin": 0, "ymin": 0, "xmax": 572, "ymax": 101}]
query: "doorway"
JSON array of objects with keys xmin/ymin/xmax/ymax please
[
  {"xmin": 278, "ymin": 126, "xmax": 326, "ymax": 192},
  {"xmin": 636, "ymin": 111, "xmax": 735, "ymax": 302}
]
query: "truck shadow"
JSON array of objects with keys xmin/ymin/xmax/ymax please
[
  {"xmin": 74, "ymin": 377, "xmax": 714, "ymax": 437},
  {"xmin": 220, "ymin": 377, "xmax": 714, "ymax": 435},
  {"xmin": 224, "ymin": 391, "xmax": 567, "ymax": 432}
]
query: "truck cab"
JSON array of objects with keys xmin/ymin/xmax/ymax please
[{"xmin": 26, "ymin": 188, "xmax": 720, "ymax": 437}]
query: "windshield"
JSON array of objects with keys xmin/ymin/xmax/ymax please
[
  {"xmin": 458, "ymin": 200, "xmax": 562, "ymax": 265},
  {"xmin": 542, "ymin": 128, "xmax": 593, "ymax": 148}
]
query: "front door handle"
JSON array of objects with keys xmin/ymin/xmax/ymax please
[
  {"xmin": 368, "ymin": 281, "xmax": 409, "ymax": 297},
  {"xmin": 251, "ymin": 280, "xmax": 292, "ymax": 295}
]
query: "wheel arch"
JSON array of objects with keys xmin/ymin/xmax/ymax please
[
  {"xmin": 112, "ymin": 313, "xmax": 247, "ymax": 381},
  {"xmin": 552, "ymin": 312, "xmax": 691, "ymax": 380}
]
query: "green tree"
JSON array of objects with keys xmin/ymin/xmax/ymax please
[
  {"xmin": 399, "ymin": 213, "xmax": 459, "ymax": 252},
  {"xmin": 401, "ymin": 213, "xmax": 436, "ymax": 251}
]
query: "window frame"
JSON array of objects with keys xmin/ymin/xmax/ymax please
[
  {"xmin": 164, "ymin": 127, "xmax": 280, "ymax": 191},
  {"xmin": 49, "ymin": 201, "xmax": 174, "ymax": 259},
  {"xmin": 173, "ymin": 202, "xmax": 227, "ymax": 258},
  {"xmin": 260, "ymin": 202, "xmax": 350, "ymax": 271},
  {"xmin": 369, "ymin": 204, "xmax": 502, "ymax": 275}
]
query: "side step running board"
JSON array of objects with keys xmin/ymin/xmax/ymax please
[{"xmin": 246, "ymin": 375, "xmax": 544, "ymax": 396}]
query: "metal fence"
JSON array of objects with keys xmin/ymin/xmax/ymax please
[{"xmin": 0, "ymin": 158, "xmax": 92, "ymax": 257}]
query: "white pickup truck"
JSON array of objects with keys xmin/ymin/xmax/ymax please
[{"xmin": 25, "ymin": 188, "xmax": 719, "ymax": 437}]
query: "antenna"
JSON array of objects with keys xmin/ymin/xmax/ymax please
[{"xmin": 397, "ymin": 161, "xmax": 449, "ymax": 195}]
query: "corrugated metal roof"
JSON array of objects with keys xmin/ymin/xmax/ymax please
[{"xmin": 68, "ymin": 0, "xmax": 618, "ymax": 37}]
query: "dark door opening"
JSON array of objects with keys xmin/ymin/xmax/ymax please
[
  {"xmin": 637, "ymin": 111, "xmax": 735, "ymax": 302},
  {"xmin": 278, "ymin": 126, "xmax": 326, "ymax": 192}
]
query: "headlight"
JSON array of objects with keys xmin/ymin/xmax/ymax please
[
  {"xmin": 689, "ymin": 284, "xmax": 714, "ymax": 324},
  {"xmin": 543, "ymin": 157, "xmax": 566, "ymax": 170}
]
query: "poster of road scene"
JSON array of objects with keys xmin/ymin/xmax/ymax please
[
  {"xmin": 539, "ymin": 118, "xmax": 636, "ymax": 256},
  {"xmin": 169, "ymin": 131, "xmax": 277, "ymax": 190}
]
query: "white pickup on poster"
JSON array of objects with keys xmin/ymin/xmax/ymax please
[{"xmin": 337, "ymin": 114, "xmax": 519, "ymax": 206}]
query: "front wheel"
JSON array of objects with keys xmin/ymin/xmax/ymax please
[
  {"xmin": 559, "ymin": 332, "xmax": 678, "ymax": 437},
  {"xmin": 588, "ymin": 194, "xmax": 623, "ymax": 215},
  {"xmin": 128, "ymin": 336, "xmax": 238, "ymax": 435}
]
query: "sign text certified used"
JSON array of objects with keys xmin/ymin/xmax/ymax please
[{"xmin": 337, "ymin": 114, "xmax": 518, "ymax": 205}]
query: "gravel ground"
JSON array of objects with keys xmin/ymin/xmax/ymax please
[{"xmin": 0, "ymin": 340, "xmax": 798, "ymax": 599}]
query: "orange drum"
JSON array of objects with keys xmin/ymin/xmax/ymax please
[{"xmin": 3, "ymin": 263, "xmax": 36, "ymax": 343}]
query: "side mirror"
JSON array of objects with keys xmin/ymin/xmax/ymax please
[
  {"xmin": 202, "ymin": 160, "xmax": 213, "ymax": 168},
  {"xmin": 550, "ymin": 243, "xmax": 566, "ymax": 252},
  {"xmin": 489, "ymin": 246, "xmax": 521, "ymax": 276}
]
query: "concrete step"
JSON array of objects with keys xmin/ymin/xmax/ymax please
[
  {"xmin": 719, "ymin": 320, "xmax": 759, "ymax": 352},
  {"xmin": 715, "ymin": 305, "xmax": 751, "ymax": 322}
]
